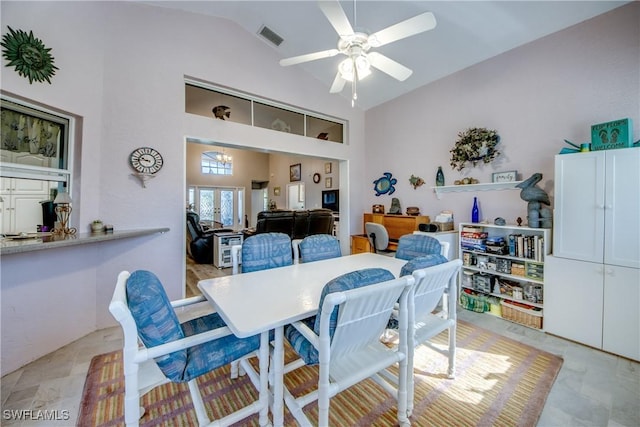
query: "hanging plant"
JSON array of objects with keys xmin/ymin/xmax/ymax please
[{"xmin": 450, "ymin": 127, "xmax": 500, "ymax": 171}]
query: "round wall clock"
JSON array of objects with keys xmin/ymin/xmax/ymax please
[
  {"xmin": 129, "ymin": 147, "xmax": 163, "ymax": 174},
  {"xmin": 313, "ymin": 173, "xmax": 321, "ymax": 184}
]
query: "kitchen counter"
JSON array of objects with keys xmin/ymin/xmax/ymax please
[{"xmin": 1, "ymin": 227, "xmax": 170, "ymax": 255}]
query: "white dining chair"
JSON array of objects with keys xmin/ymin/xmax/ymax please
[
  {"xmin": 381, "ymin": 258, "xmax": 462, "ymax": 417},
  {"xmin": 282, "ymin": 268, "xmax": 414, "ymax": 426},
  {"xmin": 109, "ymin": 270, "xmax": 268, "ymax": 427}
]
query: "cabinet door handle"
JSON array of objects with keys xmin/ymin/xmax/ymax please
[{"xmin": 605, "ymin": 268, "xmax": 614, "ymax": 276}]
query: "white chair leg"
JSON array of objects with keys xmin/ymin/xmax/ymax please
[
  {"xmin": 447, "ymin": 323, "xmax": 456, "ymax": 379},
  {"xmin": 230, "ymin": 360, "xmax": 239, "ymax": 379},
  {"xmin": 188, "ymin": 379, "xmax": 210, "ymax": 426}
]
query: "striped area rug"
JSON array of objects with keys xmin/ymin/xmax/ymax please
[{"xmin": 77, "ymin": 320, "xmax": 562, "ymax": 426}]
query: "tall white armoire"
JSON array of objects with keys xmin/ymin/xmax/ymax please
[{"xmin": 545, "ymin": 147, "xmax": 640, "ymax": 361}]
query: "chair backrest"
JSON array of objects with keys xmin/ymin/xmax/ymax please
[
  {"xmin": 395, "ymin": 234, "xmax": 443, "ymax": 260},
  {"xmin": 299, "ymin": 234, "xmax": 342, "ymax": 263},
  {"xmin": 186, "ymin": 211, "xmax": 203, "ymax": 239},
  {"xmin": 315, "ymin": 268, "xmax": 413, "ymax": 359},
  {"xmin": 240, "ymin": 232, "xmax": 293, "ymax": 273},
  {"xmin": 307, "ymin": 209, "xmax": 334, "ymax": 236},
  {"xmin": 365, "ymin": 222, "xmax": 389, "ymax": 251},
  {"xmin": 407, "ymin": 258, "xmax": 462, "ymax": 317},
  {"xmin": 255, "ymin": 210, "xmax": 295, "ymax": 236},
  {"xmin": 109, "ymin": 270, "xmax": 187, "ymax": 382}
]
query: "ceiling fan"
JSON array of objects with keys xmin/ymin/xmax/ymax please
[{"xmin": 279, "ymin": 0, "xmax": 437, "ymax": 106}]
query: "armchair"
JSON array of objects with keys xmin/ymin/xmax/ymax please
[
  {"xmin": 109, "ymin": 270, "xmax": 269, "ymax": 426},
  {"xmin": 186, "ymin": 212, "xmax": 216, "ymax": 264}
]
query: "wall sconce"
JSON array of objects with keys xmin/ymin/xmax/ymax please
[{"xmin": 53, "ymin": 191, "xmax": 77, "ymax": 235}]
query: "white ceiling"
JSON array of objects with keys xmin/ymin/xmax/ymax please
[{"xmin": 144, "ymin": 1, "xmax": 627, "ymax": 110}]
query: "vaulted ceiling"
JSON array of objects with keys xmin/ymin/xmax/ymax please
[{"xmin": 145, "ymin": 1, "xmax": 627, "ymax": 110}]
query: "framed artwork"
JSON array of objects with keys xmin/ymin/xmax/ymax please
[
  {"xmin": 313, "ymin": 173, "xmax": 321, "ymax": 184},
  {"xmin": 325, "ymin": 177, "xmax": 332, "ymax": 188},
  {"xmin": 324, "ymin": 162, "xmax": 332, "ymax": 174},
  {"xmin": 492, "ymin": 170, "xmax": 518, "ymax": 183},
  {"xmin": 273, "ymin": 186, "xmax": 280, "ymax": 196},
  {"xmin": 289, "ymin": 163, "xmax": 301, "ymax": 182}
]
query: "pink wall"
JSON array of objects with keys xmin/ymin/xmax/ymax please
[{"xmin": 364, "ymin": 3, "xmax": 639, "ymax": 229}]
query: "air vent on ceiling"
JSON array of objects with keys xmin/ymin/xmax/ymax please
[{"xmin": 258, "ymin": 25, "xmax": 283, "ymax": 47}]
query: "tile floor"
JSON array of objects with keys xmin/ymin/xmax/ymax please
[{"xmin": 2, "ymin": 301, "xmax": 639, "ymax": 426}]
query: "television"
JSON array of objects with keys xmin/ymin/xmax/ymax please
[{"xmin": 322, "ymin": 190, "xmax": 339, "ymax": 212}]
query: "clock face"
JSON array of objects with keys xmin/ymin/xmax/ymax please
[{"xmin": 129, "ymin": 147, "xmax": 163, "ymax": 174}]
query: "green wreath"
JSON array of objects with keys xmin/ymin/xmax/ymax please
[
  {"xmin": 450, "ymin": 127, "xmax": 500, "ymax": 171},
  {"xmin": 1, "ymin": 27, "xmax": 58, "ymax": 84}
]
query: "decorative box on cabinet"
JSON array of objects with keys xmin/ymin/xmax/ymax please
[
  {"xmin": 458, "ymin": 222, "xmax": 550, "ymax": 330},
  {"xmin": 546, "ymin": 148, "xmax": 640, "ymax": 361},
  {"xmin": 213, "ymin": 231, "xmax": 243, "ymax": 269}
]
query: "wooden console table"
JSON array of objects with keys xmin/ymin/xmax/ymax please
[{"xmin": 352, "ymin": 213, "xmax": 431, "ymax": 254}]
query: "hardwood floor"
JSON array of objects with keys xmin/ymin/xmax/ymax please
[{"xmin": 185, "ymin": 255, "xmax": 232, "ymax": 297}]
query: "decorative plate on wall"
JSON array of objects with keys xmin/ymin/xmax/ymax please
[{"xmin": 1, "ymin": 27, "xmax": 58, "ymax": 84}]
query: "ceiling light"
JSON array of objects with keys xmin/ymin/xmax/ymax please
[{"xmin": 338, "ymin": 55, "xmax": 371, "ymax": 82}]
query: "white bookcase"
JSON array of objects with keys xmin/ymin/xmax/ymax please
[
  {"xmin": 458, "ymin": 222, "xmax": 551, "ymax": 330},
  {"xmin": 213, "ymin": 231, "xmax": 243, "ymax": 269}
]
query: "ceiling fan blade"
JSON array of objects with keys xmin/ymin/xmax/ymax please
[
  {"xmin": 368, "ymin": 12, "xmax": 436, "ymax": 47},
  {"xmin": 368, "ymin": 52, "xmax": 413, "ymax": 81},
  {"xmin": 318, "ymin": 0, "xmax": 354, "ymax": 37},
  {"xmin": 329, "ymin": 72, "xmax": 346, "ymax": 93},
  {"xmin": 279, "ymin": 49, "xmax": 340, "ymax": 67}
]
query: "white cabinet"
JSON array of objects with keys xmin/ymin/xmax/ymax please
[
  {"xmin": 553, "ymin": 148, "xmax": 639, "ymax": 268},
  {"xmin": 213, "ymin": 232, "xmax": 243, "ymax": 268},
  {"xmin": 1, "ymin": 178, "xmax": 52, "ymax": 234},
  {"xmin": 546, "ymin": 148, "xmax": 640, "ymax": 361}
]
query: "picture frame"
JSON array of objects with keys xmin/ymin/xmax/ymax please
[
  {"xmin": 289, "ymin": 163, "xmax": 301, "ymax": 182},
  {"xmin": 324, "ymin": 162, "xmax": 332, "ymax": 174},
  {"xmin": 273, "ymin": 186, "xmax": 280, "ymax": 196},
  {"xmin": 492, "ymin": 170, "xmax": 517, "ymax": 183},
  {"xmin": 325, "ymin": 177, "xmax": 332, "ymax": 188}
]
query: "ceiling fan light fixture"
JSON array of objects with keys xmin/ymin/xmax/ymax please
[{"xmin": 338, "ymin": 55, "xmax": 371, "ymax": 81}]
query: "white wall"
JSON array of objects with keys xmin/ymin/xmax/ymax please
[
  {"xmin": 364, "ymin": 3, "xmax": 639, "ymax": 231},
  {"xmin": 0, "ymin": 1, "xmax": 365, "ymax": 375}
]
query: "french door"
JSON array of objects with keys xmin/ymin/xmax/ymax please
[{"xmin": 189, "ymin": 186, "xmax": 244, "ymax": 229}]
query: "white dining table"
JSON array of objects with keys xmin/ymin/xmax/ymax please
[{"xmin": 198, "ymin": 252, "xmax": 407, "ymax": 426}]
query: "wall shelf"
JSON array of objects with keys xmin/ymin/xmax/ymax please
[{"xmin": 431, "ymin": 181, "xmax": 523, "ymax": 199}]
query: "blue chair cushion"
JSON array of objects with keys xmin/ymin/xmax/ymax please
[
  {"xmin": 242, "ymin": 232, "xmax": 293, "ymax": 273},
  {"xmin": 181, "ymin": 313, "xmax": 261, "ymax": 382},
  {"xmin": 299, "ymin": 234, "xmax": 342, "ymax": 263},
  {"xmin": 400, "ymin": 254, "xmax": 449, "ymax": 277},
  {"xmin": 395, "ymin": 234, "xmax": 443, "ymax": 260},
  {"xmin": 126, "ymin": 270, "xmax": 187, "ymax": 382},
  {"xmin": 387, "ymin": 254, "xmax": 449, "ymax": 329},
  {"xmin": 285, "ymin": 268, "xmax": 394, "ymax": 365}
]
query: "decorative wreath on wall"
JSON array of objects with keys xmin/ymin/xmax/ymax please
[
  {"xmin": 1, "ymin": 27, "xmax": 58, "ymax": 84},
  {"xmin": 450, "ymin": 127, "xmax": 500, "ymax": 171}
]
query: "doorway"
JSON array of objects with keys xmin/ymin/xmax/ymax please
[
  {"xmin": 188, "ymin": 186, "xmax": 244, "ymax": 229},
  {"xmin": 286, "ymin": 183, "xmax": 305, "ymax": 210}
]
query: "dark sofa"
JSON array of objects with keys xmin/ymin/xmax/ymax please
[{"xmin": 255, "ymin": 209, "xmax": 334, "ymax": 239}]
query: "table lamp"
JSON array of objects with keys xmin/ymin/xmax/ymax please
[{"xmin": 53, "ymin": 191, "xmax": 77, "ymax": 235}]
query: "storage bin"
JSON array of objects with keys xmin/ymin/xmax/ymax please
[
  {"xmin": 459, "ymin": 292, "xmax": 490, "ymax": 313},
  {"xmin": 462, "ymin": 270, "xmax": 475, "ymax": 289},
  {"xmin": 473, "ymin": 273, "xmax": 492, "ymax": 293},
  {"xmin": 511, "ymin": 262, "xmax": 525, "ymax": 276},
  {"xmin": 501, "ymin": 301, "xmax": 543, "ymax": 329}
]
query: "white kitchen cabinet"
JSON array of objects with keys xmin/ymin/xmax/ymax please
[
  {"xmin": 0, "ymin": 178, "xmax": 52, "ymax": 234},
  {"xmin": 547, "ymin": 147, "xmax": 639, "ymax": 361}
]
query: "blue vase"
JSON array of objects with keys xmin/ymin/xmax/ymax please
[
  {"xmin": 436, "ymin": 166, "xmax": 445, "ymax": 187},
  {"xmin": 472, "ymin": 197, "xmax": 479, "ymax": 223}
]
